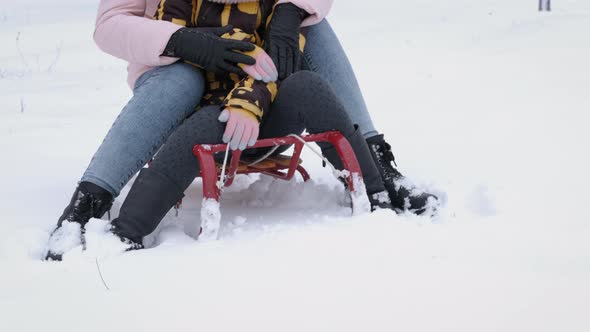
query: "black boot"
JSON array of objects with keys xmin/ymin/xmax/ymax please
[
  {"xmin": 322, "ymin": 128, "xmax": 394, "ymax": 212},
  {"xmin": 110, "ymin": 167, "xmax": 185, "ymax": 249},
  {"xmin": 366, "ymin": 134, "xmax": 439, "ymax": 215},
  {"xmin": 45, "ymin": 182, "xmax": 113, "ymax": 261}
]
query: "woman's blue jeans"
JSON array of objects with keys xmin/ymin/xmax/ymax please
[{"xmin": 81, "ymin": 20, "xmax": 378, "ymax": 196}]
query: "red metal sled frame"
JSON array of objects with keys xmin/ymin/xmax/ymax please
[{"xmin": 192, "ymin": 131, "xmax": 364, "ymax": 239}]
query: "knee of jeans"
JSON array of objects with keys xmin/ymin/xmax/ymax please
[
  {"xmin": 163, "ymin": 62, "xmax": 206, "ymax": 95},
  {"xmin": 176, "ymin": 63, "xmax": 205, "ymax": 84},
  {"xmin": 307, "ymin": 19, "xmax": 332, "ymax": 43}
]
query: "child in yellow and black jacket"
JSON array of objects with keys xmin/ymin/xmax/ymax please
[{"xmin": 157, "ymin": 0, "xmax": 308, "ymax": 123}]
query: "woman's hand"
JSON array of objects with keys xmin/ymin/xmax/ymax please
[
  {"xmin": 264, "ymin": 3, "xmax": 309, "ymax": 80},
  {"xmin": 238, "ymin": 45, "xmax": 278, "ymax": 83},
  {"xmin": 218, "ymin": 108, "xmax": 260, "ymax": 150},
  {"xmin": 163, "ymin": 25, "xmax": 256, "ymax": 74}
]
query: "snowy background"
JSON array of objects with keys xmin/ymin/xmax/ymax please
[{"xmin": 1, "ymin": 0, "xmax": 589, "ymax": 331}]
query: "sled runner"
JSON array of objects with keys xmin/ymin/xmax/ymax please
[{"xmin": 192, "ymin": 131, "xmax": 367, "ymax": 241}]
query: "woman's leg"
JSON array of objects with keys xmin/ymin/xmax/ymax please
[
  {"xmin": 81, "ymin": 62, "xmax": 206, "ymax": 196},
  {"xmin": 111, "ymin": 106, "xmax": 225, "ymax": 245},
  {"xmin": 304, "ymin": 20, "xmax": 379, "ymax": 139}
]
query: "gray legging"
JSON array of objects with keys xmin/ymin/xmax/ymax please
[{"xmin": 149, "ymin": 71, "xmax": 384, "ymax": 195}]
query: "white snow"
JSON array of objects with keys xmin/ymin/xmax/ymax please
[
  {"xmin": 371, "ymin": 190, "xmax": 391, "ymax": 208},
  {"xmin": 1, "ymin": 0, "xmax": 590, "ymax": 331},
  {"xmin": 199, "ymin": 198, "xmax": 222, "ymax": 241},
  {"xmin": 44, "ymin": 221, "xmax": 83, "ymax": 258},
  {"xmin": 84, "ymin": 218, "xmax": 134, "ymax": 258},
  {"xmin": 350, "ymin": 172, "xmax": 371, "ymax": 215}
]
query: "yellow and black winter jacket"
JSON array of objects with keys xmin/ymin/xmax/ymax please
[{"xmin": 156, "ymin": 0, "xmax": 306, "ymax": 122}]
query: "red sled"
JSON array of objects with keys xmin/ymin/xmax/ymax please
[{"xmin": 192, "ymin": 130, "xmax": 368, "ymax": 240}]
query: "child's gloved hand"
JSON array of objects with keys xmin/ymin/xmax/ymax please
[
  {"xmin": 218, "ymin": 108, "xmax": 260, "ymax": 150},
  {"xmin": 238, "ymin": 45, "xmax": 278, "ymax": 83}
]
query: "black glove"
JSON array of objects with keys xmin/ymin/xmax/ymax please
[
  {"xmin": 163, "ymin": 25, "xmax": 256, "ymax": 75},
  {"xmin": 263, "ymin": 3, "xmax": 309, "ymax": 80}
]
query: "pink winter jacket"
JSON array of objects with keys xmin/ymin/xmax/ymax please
[{"xmin": 94, "ymin": 0, "xmax": 333, "ymax": 89}]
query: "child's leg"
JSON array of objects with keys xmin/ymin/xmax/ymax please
[
  {"xmin": 149, "ymin": 106, "xmax": 225, "ymax": 190},
  {"xmin": 261, "ymin": 71, "xmax": 386, "ymax": 197},
  {"xmin": 81, "ymin": 62, "xmax": 206, "ymax": 196},
  {"xmin": 112, "ymin": 106, "xmax": 225, "ymax": 244},
  {"xmin": 304, "ymin": 20, "xmax": 379, "ymax": 139}
]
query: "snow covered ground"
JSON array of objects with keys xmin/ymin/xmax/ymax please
[{"xmin": 1, "ymin": 1, "xmax": 589, "ymax": 331}]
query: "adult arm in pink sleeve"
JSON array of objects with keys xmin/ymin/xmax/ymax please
[
  {"xmin": 277, "ymin": 0, "xmax": 334, "ymax": 26},
  {"xmin": 94, "ymin": 0, "xmax": 182, "ymax": 66}
]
